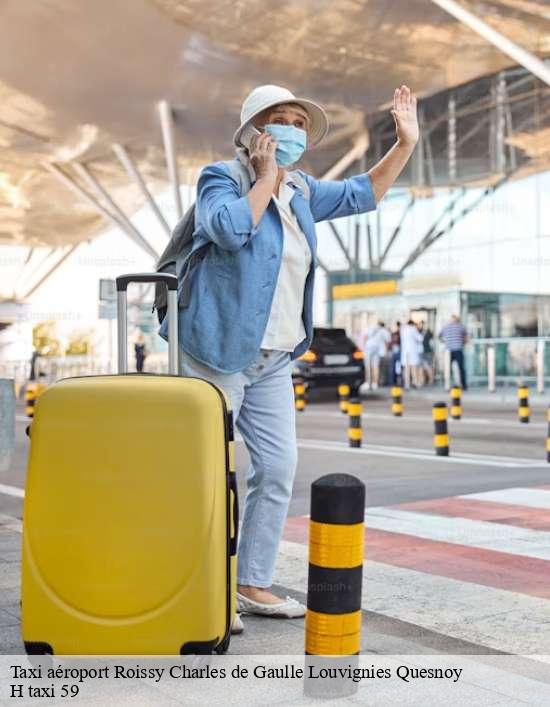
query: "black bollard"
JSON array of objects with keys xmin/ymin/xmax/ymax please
[
  {"xmin": 450, "ymin": 386, "xmax": 462, "ymax": 420},
  {"xmin": 347, "ymin": 398, "xmax": 363, "ymax": 448},
  {"xmin": 518, "ymin": 385, "xmax": 529, "ymax": 424},
  {"xmin": 304, "ymin": 474, "xmax": 365, "ymax": 699},
  {"xmin": 433, "ymin": 402, "xmax": 449, "ymax": 456}
]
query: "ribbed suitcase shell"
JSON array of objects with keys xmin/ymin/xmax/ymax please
[{"xmin": 21, "ymin": 374, "xmax": 236, "ymax": 655}]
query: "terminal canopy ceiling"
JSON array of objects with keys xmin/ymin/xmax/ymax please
[{"xmin": 1, "ymin": 0, "xmax": 549, "ymax": 248}]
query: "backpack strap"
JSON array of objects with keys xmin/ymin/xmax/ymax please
[{"xmin": 223, "ymin": 158, "xmax": 252, "ymax": 196}]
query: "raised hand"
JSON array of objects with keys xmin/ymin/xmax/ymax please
[{"xmin": 391, "ymin": 85, "xmax": 419, "ymax": 148}]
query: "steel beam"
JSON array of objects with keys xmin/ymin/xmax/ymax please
[
  {"xmin": 430, "ymin": 0, "xmax": 550, "ymax": 87},
  {"xmin": 12, "ymin": 247, "xmax": 35, "ymax": 297},
  {"xmin": 44, "ymin": 162, "xmax": 159, "ymax": 261},
  {"xmin": 448, "ymin": 94, "xmax": 457, "ymax": 182},
  {"xmin": 72, "ymin": 162, "xmax": 159, "ymax": 260},
  {"xmin": 399, "ymin": 171, "xmax": 514, "ymax": 273},
  {"xmin": 399, "ymin": 188, "xmax": 466, "ymax": 272},
  {"xmin": 112, "ymin": 143, "xmax": 172, "ymax": 237},
  {"xmin": 414, "ymin": 108, "xmax": 425, "ymax": 187},
  {"xmin": 158, "ymin": 100, "xmax": 183, "ymax": 221},
  {"xmin": 366, "ymin": 216, "xmax": 374, "ymax": 269},
  {"xmin": 327, "ymin": 221, "xmax": 353, "ymax": 268},
  {"xmin": 321, "ymin": 132, "xmax": 369, "ymax": 181},
  {"xmin": 378, "ymin": 195, "xmax": 415, "ymax": 267},
  {"xmin": 20, "ymin": 244, "xmax": 80, "ymax": 300},
  {"xmin": 315, "ymin": 255, "xmax": 329, "ymax": 273},
  {"xmin": 495, "ymin": 73, "xmax": 506, "ymax": 174}
]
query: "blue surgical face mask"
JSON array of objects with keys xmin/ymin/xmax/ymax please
[{"xmin": 264, "ymin": 123, "xmax": 307, "ymax": 167}]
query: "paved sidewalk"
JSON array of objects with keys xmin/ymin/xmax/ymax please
[{"xmin": 0, "ymin": 515, "xmax": 23, "ymax": 654}]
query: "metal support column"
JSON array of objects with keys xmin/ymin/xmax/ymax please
[
  {"xmin": 495, "ymin": 73, "xmax": 506, "ymax": 175},
  {"xmin": 379, "ymin": 196, "xmax": 415, "ymax": 267},
  {"xmin": 72, "ymin": 162, "xmax": 160, "ymax": 260},
  {"xmin": 321, "ymin": 132, "xmax": 369, "ymax": 181},
  {"xmin": 158, "ymin": 100, "xmax": 184, "ymax": 221},
  {"xmin": 112, "ymin": 143, "xmax": 172, "ymax": 237},
  {"xmin": 448, "ymin": 94, "xmax": 457, "ymax": 183},
  {"xmin": 487, "ymin": 344, "xmax": 496, "ymax": 393},
  {"xmin": 537, "ymin": 340, "xmax": 545, "ymax": 394},
  {"xmin": 20, "ymin": 245, "xmax": 80, "ymax": 300},
  {"xmin": 327, "ymin": 221, "xmax": 353, "ymax": 268}
]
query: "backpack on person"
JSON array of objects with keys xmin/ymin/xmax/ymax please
[{"xmin": 153, "ymin": 159, "xmax": 310, "ymax": 324}]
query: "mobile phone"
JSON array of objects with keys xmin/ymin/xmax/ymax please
[{"xmin": 240, "ymin": 123, "xmax": 262, "ymax": 150}]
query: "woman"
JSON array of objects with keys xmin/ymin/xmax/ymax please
[
  {"xmin": 166, "ymin": 84, "xmax": 418, "ymax": 633},
  {"xmin": 401, "ymin": 319, "xmax": 424, "ymax": 388}
]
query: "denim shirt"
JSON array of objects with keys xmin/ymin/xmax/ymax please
[{"xmin": 159, "ymin": 160, "xmax": 377, "ymax": 373}]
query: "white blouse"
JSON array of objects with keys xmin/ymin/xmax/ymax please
[{"xmin": 261, "ymin": 175, "xmax": 312, "ymax": 352}]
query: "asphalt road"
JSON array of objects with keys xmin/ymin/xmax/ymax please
[
  {"xmin": 3, "ymin": 389, "xmax": 549, "ymax": 657},
  {"xmin": 3, "ymin": 390, "xmax": 549, "ymax": 517}
]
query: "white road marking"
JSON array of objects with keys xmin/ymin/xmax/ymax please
[
  {"xmin": 300, "ymin": 409, "xmax": 547, "ymax": 429},
  {"xmin": 0, "ymin": 513, "xmax": 22, "ymax": 532},
  {"xmin": 292, "ymin": 438, "xmax": 547, "ymax": 468},
  {"xmin": 365, "ymin": 507, "xmax": 550, "ymax": 561},
  {"xmin": 0, "ymin": 484, "xmax": 24, "ymax": 499},
  {"xmin": 461, "ymin": 488, "xmax": 550, "ymax": 510},
  {"xmin": 276, "ymin": 540, "xmax": 550, "ymax": 655},
  {"xmin": 236, "ymin": 432, "xmax": 546, "ymax": 466}
]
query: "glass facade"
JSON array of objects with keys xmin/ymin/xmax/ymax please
[{"xmin": 332, "ymin": 288, "xmax": 550, "ymax": 386}]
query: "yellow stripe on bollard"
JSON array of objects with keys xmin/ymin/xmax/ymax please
[
  {"xmin": 305, "ymin": 628, "xmax": 361, "ymax": 656},
  {"xmin": 338, "ymin": 384, "xmax": 350, "ymax": 414},
  {"xmin": 309, "ymin": 520, "xmax": 364, "ymax": 569},
  {"xmin": 294, "ymin": 381, "xmax": 307, "ymax": 412},
  {"xmin": 309, "ymin": 520, "xmax": 364, "ymax": 546},
  {"xmin": 433, "ymin": 407, "xmax": 448, "ymax": 421},
  {"xmin": 391, "ymin": 386, "xmax": 403, "ymax": 416},
  {"xmin": 309, "ymin": 543, "xmax": 364, "ymax": 570},
  {"xmin": 306, "ymin": 609, "xmax": 362, "ymax": 636},
  {"xmin": 434, "ymin": 433, "xmax": 450, "ymax": 447}
]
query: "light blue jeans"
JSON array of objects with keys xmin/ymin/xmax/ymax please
[{"xmin": 179, "ymin": 347, "xmax": 297, "ymax": 588}]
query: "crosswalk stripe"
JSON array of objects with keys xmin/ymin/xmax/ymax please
[
  {"xmin": 284, "ymin": 517, "xmax": 550, "ymax": 600},
  {"xmin": 364, "ymin": 507, "xmax": 550, "ymax": 562},
  {"xmin": 461, "ymin": 488, "xmax": 550, "ymax": 510},
  {"xmin": 391, "ymin": 496, "xmax": 550, "ymax": 531},
  {"xmin": 276, "ymin": 539, "xmax": 550, "ymax": 654},
  {"xmin": 0, "ymin": 484, "xmax": 24, "ymax": 499}
]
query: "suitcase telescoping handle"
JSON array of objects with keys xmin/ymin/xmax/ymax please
[{"xmin": 116, "ymin": 273, "xmax": 179, "ymax": 375}]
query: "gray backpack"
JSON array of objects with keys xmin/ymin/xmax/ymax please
[{"xmin": 154, "ymin": 159, "xmax": 310, "ymax": 323}]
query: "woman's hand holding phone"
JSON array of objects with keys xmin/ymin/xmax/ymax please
[{"xmin": 249, "ymin": 129, "xmax": 278, "ymax": 184}]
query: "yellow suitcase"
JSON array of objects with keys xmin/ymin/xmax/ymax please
[{"xmin": 21, "ymin": 273, "xmax": 237, "ymax": 655}]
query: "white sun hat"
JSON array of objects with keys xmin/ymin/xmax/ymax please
[{"xmin": 233, "ymin": 84, "xmax": 329, "ymax": 148}]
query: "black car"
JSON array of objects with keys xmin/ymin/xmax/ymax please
[{"xmin": 291, "ymin": 327, "xmax": 365, "ymax": 392}]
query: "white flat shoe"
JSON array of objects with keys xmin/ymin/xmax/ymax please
[
  {"xmin": 237, "ymin": 592, "xmax": 306, "ymax": 618},
  {"xmin": 231, "ymin": 613, "xmax": 244, "ymax": 635}
]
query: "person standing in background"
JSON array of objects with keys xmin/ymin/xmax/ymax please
[
  {"xmin": 362, "ymin": 321, "xmax": 390, "ymax": 390},
  {"xmin": 134, "ymin": 332, "xmax": 147, "ymax": 373},
  {"xmin": 389, "ymin": 321, "xmax": 402, "ymax": 386},
  {"xmin": 400, "ymin": 319, "xmax": 423, "ymax": 388},
  {"xmin": 418, "ymin": 321, "xmax": 435, "ymax": 385},
  {"xmin": 439, "ymin": 314, "xmax": 468, "ymax": 390}
]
